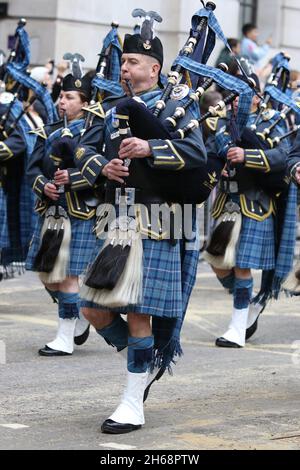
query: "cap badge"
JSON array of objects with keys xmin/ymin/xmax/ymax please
[
  {"xmin": 75, "ymin": 79, "xmax": 82, "ymax": 88},
  {"xmin": 143, "ymin": 41, "xmax": 152, "ymax": 50}
]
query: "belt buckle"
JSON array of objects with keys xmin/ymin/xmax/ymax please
[
  {"xmin": 229, "ymin": 181, "xmax": 239, "ymax": 193},
  {"xmin": 115, "ymin": 187, "xmax": 135, "ymax": 205},
  {"xmin": 125, "ymin": 188, "xmax": 135, "ymax": 205}
]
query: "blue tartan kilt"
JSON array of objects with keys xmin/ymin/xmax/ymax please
[
  {"xmin": 26, "ymin": 214, "xmax": 96, "ymax": 276},
  {"xmin": 236, "ymin": 214, "xmax": 275, "ymax": 270},
  {"xmin": 82, "ymin": 211, "xmax": 201, "ymax": 320},
  {"xmin": 0, "ymin": 188, "xmax": 9, "ymax": 248}
]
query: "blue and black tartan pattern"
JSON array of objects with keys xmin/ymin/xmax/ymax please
[
  {"xmin": 82, "ymin": 238, "xmax": 184, "ymax": 319},
  {"xmin": 13, "ymin": 25, "xmax": 31, "ymax": 72},
  {"xmin": 91, "ymin": 25, "xmax": 123, "ymax": 97},
  {"xmin": 272, "ymin": 183, "xmax": 297, "ymax": 296},
  {"xmin": 101, "ymin": 27, "xmax": 123, "ymax": 82},
  {"xmin": 0, "ymin": 102, "xmax": 38, "ymax": 262},
  {"xmin": 26, "ymin": 215, "xmax": 96, "ymax": 276},
  {"xmin": 92, "ymin": 76, "xmax": 123, "ymax": 97},
  {"xmin": 0, "ymin": 188, "xmax": 9, "ymax": 248},
  {"xmin": 271, "ymin": 52, "xmax": 290, "ymax": 74},
  {"xmin": 11, "ymin": 100, "xmax": 38, "ymax": 251},
  {"xmin": 45, "ymin": 119, "xmax": 84, "ymax": 156},
  {"xmin": 191, "ymin": 8, "xmax": 231, "ymax": 65},
  {"xmin": 236, "ymin": 215, "xmax": 275, "ymax": 270},
  {"xmin": 174, "ymin": 57, "xmax": 253, "ymax": 132},
  {"xmin": 6, "ymin": 64, "xmax": 58, "ymax": 124},
  {"xmin": 264, "ymin": 85, "xmax": 300, "ymax": 116}
]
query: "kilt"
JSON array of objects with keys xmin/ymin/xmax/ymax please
[
  {"xmin": 26, "ymin": 214, "xmax": 96, "ymax": 276},
  {"xmin": 82, "ymin": 209, "xmax": 201, "ymax": 320},
  {"xmin": 82, "ymin": 238, "xmax": 183, "ymax": 319},
  {"xmin": 236, "ymin": 214, "xmax": 275, "ymax": 270}
]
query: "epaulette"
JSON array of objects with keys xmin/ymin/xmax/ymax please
[
  {"xmin": 29, "ymin": 126, "xmax": 47, "ymax": 140},
  {"xmin": 29, "ymin": 120, "xmax": 63, "ymax": 140},
  {"xmin": 82, "ymin": 102, "xmax": 106, "ymax": 119},
  {"xmin": 206, "ymin": 116, "xmax": 219, "ymax": 133}
]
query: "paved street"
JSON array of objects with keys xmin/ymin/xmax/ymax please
[{"xmin": 0, "ymin": 262, "xmax": 300, "ymax": 450}]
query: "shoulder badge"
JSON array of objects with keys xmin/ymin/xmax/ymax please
[
  {"xmin": 170, "ymin": 84, "xmax": 190, "ymax": 101},
  {"xmin": 262, "ymin": 109, "xmax": 276, "ymax": 121},
  {"xmin": 29, "ymin": 126, "xmax": 47, "ymax": 140},
  {"xmin": 0, "ymin": 92, "xmax": 14, "ymax": 105},
  {"xmin": 76, "ymin": 147, "xmax": 86, "ymax": 161},
  {"xmin": 206, "ymin": 117, "xmax": 219, "ymax": 132}
]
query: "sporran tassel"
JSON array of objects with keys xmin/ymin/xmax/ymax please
[
  {"xmin": 34, "ymin": 205, "xmax": 71, "ymax": 283},
  {"xmin": 83, "ymin": 213, "xmax": 143, "ymax": 308},
  {"xmin": 203, "ymin": 200, "xmax": 242, "ymax": 269}
]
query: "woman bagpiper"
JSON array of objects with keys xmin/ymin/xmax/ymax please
[{"xmin": 26, "ymin": 59, "xmax": 98, "ymax": 356}]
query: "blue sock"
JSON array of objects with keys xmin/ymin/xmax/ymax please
[
  {"xmin": 234, "ymin": 278, "xmax": 253, "ymax": 309},
  {"xmin": 127, "ymin": 336, "xmax": 154, "ymax": 373},
  {"xmin": 58, "ymin": 292, "xmax": 80, "ymax": 319},
  {"xmin": 97, "ymin": 315, "xmax": 128, "ymax": 351},
  {"xmin": 217, "ymin": 273, "xmax": 235, "ymax": 294}
]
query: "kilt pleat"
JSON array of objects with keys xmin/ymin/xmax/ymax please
[{"xmin": 236, "ymin": 215, "xmax": 275, "ymax": 270}]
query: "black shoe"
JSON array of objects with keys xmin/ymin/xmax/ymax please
[
  {"xmin": 74, "ymin": 325, "xmax": 90, "ymax": 346},
  {"xmin": 38, "ymin": 345, "xmax": 72, "ymax": 357},
  {"xmin": 246, "ymin": 318, "xmax": 258, "ymax": 340},
  {"xmin": 101, "ymin": 419, "xmax": 141, "ymax": 434},
  {"xmin": 215, "ymin": 337, "xmax": 242, "ymax": 348},
  {"xmin": 143, "ymin": 367, "xmax": 166, "ymax": 403}
]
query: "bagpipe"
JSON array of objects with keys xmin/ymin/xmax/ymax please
[
  {"xmin": 250, "ymin": 53, "xmax": 290, "ymax": 131},
  {"xmin": 33, "ymin": 111, "xmax": 73, "ymax": 283},
  {"xmin": 100, "ymin": 1, "xmax": 260, "ymax": 205},
  {"xmin": 112, "ymin": 75, "xmax": 257, "ymax": 205},
  {"xmin": 0, "ymin": 18, "xmax": 57, "ymax": 139},
  {"xmin": 82, "ymin": 22, "xmax": 122, "ymax": 133},
  {"xmin": 153, "ymin": 1, "xmax": 216, "ymax": 117}
]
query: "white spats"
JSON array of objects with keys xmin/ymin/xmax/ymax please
[
  {"xmin": 247, "ymin": 302, "xmax": 263, "ymax": 329},
  {"xmin": 47, "ymin": 318, "xmax": 76, "ymax": 354},
  {"xmin": 109, "ymin": 371, "xmax": 148, "ymax": 426},
  {"xmin": 222, "ymin": 307, "xmax": 249, "ymax": 347},
  {"xmin": 74, "ymin": 314, "xmax": 90, "ymax": 337}
]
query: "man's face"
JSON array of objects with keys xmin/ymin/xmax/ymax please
[
  {"xmin": 58, "ymin": 91, "xmax": 87, "ymax": 121},
  {"xmin": 121, "ymin": 53, "xmax": 159, "ymax": 94}
]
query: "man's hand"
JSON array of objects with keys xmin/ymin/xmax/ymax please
[
  {"xmin": 118, "ymin": 137, "xmax": 151, "ymax": 160},
  {"xmin": 54, "ymin": 169, "xmax": 70, "ymax": 186},
  {"xmin": 102, "ymin": 159, "xmax": 130, "ymax": 184},
  {"xmin": 227, "ymin": 147, "xmax": 245, "ymax": 165},
  {"xmin": 44, "ymin": 182, "xmax": 60, "ymax": 201}
]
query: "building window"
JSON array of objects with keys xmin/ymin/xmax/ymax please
[{"xmin": 240, "ymin": 0, "xmax": 258, "ymax": 29}]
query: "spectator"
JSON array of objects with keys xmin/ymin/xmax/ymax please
[{"xmin": 241, "ymin": 23, "xmax": 272, "ymax": 70}]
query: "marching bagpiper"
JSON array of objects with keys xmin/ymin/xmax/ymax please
[
  {"xmin": 26, "ymin": 55, "xmax": 97, "ymax": 356},
  {"xmin": 204, "ymin": 73, "xmax": 297, "ymax": 348},
  {"xmin": 73, "ymin": 8, "xmax": 210, "ymax": 434}
]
